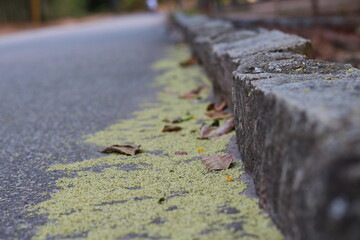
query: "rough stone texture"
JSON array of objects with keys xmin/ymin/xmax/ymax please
[
  {"xmin": 171, "ymin": 13, "xmax": 233, "ymax": 46},
  {"xmin": 195, "ymin": 30, "xmax": 259, "ymax": 107},
  {"xmin": 172, "ymin": 12, "xmax": 360, "ymax": 240},
  {"xmin": 233, "ymin": 69, "xmax": 360, "ymax": 240},
  {"xmin": 234, "ymin": 53, "xmax": 360, "ymax": 240},
  {"xmin": 212, "ymin": 30, "xmax": 312, "ymax": 109},
  {"xmin": 172, "ymin": 13, "xmax": 312, "ymax": 109}
]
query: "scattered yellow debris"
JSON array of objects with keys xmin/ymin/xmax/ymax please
[
  {"xmin": 29, "ymin": 46, "xmax": 283, "ymax": 240},
  {"xmin": 226, "ymin": 176, "xmax": 234, "ymax": 182}
]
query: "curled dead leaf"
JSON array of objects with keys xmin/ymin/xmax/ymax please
[
  {"xmin": 162, "ymin": 125, "xmax": 182, "ymax": 132},
  {"xmin": 215, "ymin": 101, "xmax": 227, "ymax": 112},
  {"xmin": 204, "ymin": 111, "xmax": 232, "ymax": 120},
  {"xmin": 200, "ymin": 155, "xmax": 234, "ymax": 170},
  {"xmin": 179, "ymin": 56, "xmax": 197, "ymax": 67},
  {"xmin": 208, "ymin": 118, "xmax": 234, "ymax": 138},
  {"xmin": 199, "ymin": 125, "xmax": 217, "ymax": 139},
  {"xmin": 206, "ymin": 103, "xmax": 215, "ymax": 111},
  {"xmin": 179, "ymin": 85, "xmax": 207, "ymax": 99},
  {"xmin": 170, "ymin": 116, "xmax": 193, "ymax": 124},
  {"xmin": 206, "ymin": 101, "xmax": 226, "ymax": 112},
  {"xmin": 199, "ymin": 118, "xmax": 235, "ymax": 139},
  {"xmin": 100, "ymin": 144, "xmax": 141, "ymax": 156}
]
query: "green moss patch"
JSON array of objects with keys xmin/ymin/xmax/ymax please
[{"xmin": 30, "ymin": 45, "xmax": 283, "ymax": 240}]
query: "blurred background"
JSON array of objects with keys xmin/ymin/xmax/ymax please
[
  {"xmin": 0, "ymin": 0, "xmax": 153, "ymax": 23},
  {"xmin": 0, "ymin": 0, "xmax": 359, "ymax": 67}
]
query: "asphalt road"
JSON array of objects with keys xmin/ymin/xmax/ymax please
[{"xmin": 0, "ymin": 13, "xmax": 169, "ymax": 240}]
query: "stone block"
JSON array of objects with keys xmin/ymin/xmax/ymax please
[
  {"xmin": 172, "ymin": 12, "xmax": 360, "ymax": 240},
  {"xmin": 211, "ymin": 30, "xmax": 311, "ymax": 110},
  {"xmin": 233, "ymin": 65, "xmax": 360, "ymax": 240}
]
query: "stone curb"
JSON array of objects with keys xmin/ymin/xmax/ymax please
[{"xmin": 171, "ymin": 12, "xmax": 360, "ymax": 240}]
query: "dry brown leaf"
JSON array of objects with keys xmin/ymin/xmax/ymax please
[
  {"xmin": 179, "ymin": 92, "xmax": 197, "ymax": 99},
  {"xmin": 179, "ymin": 85, "xmax": 207, "ymax": 99},
  {"xmin": 207, "ymin": 118, "xmax": 235, "ymax": 138},
  {"xmin": 200, "ymin": 155, "xmax": 234, "ymax": 170},
  {"xmin": 170, "ymin": 116, "xmax": 193, "ymax": 124},
  {"xmin": 204, "ymin": 111, "xmax": 232, "ymax": 120},
  {"xmin": 206, "ymin": 103, "xmax": 215, "ymax": 111},
  {"xmin": 171, "ymin": 117, "xmax": 183, "ymax": 123},
  {"xmin": 162, "ymin": 125, "xmax": 182, "ymax": 132},
  {"xmin": 199, "ymin": 125, "xmax": 218, "ymax": 139},
  {"xmin": 215, "ymin": 101, "xmax": 227, "ymax": 112},
  {"xmin": 100, "ymin": 144, "xmax": 141, "ymax": 156},
  {"xmin": 179, "ymin": 56, "xmax": 197, "ymax": 67},
  {"xmin": 175, "ymin": 151, "xmax": 188, "ymax": 155}
]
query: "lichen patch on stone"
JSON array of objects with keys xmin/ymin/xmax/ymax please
[{"xmin": 29, "ymin": 45, "xmax": 283, "ymax": 240}]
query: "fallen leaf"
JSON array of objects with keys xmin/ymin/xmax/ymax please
[
  {"xmin": 199, "ymin": 118, "xmax": 235, "ymax": 139},
  {"xmin": 200, "ymin": 155, "xmax": 234, "ymax": 170},
  {"xmin": 199, "ymin": 125, "xmax": 217, "ymax": 139},
  {"xmin": 206, "ymin": 103, "xmax": 215, "ymax": 111},
  {"xmin": 215, "ymin": 101, "xmax": 227, "ymax": 112},
  {"xmin": 179, "ymin": 85, "xmax": 207, "ymax": 99},
  {"xmin": 197, "ymin": 148, "xmax": 205, "ymax": 153},
  {"xmin": 226, "ymin": 176, "xmax": 234, "ymax": 182},
  {"xmin": 175, "ymin": 151, "xmax": 188, "ymax": 155},
  {"xmin": 179, "ymin": 92, "xmax": 198, "ymax": 100},
  {"xmin": 100, "ymin": 144, "xmax": 141, "ymax": 156},
  {"xmin": 204, "ymin": 111, "xmax": 232, "ymax": 120},
  {"xmin": 208, "ymin": 118, "xmax": 235, "ymax": 138},
  {"xmin": 206, "ymin": 102, "xmax": 227, "ymax": 112},
  {"xmin": 162, "ymin": 125, "xmax": 182, "ymax": 132},
  {"xmin": 171, "ymin": 116, "xmax": 193, "ymax": 124},
  {"xmin": 180, "ymin": 56, "xmax": 197, "ymax": 67}
]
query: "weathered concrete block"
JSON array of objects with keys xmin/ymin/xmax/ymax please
[
  {"xmin": 189, "ymin": 20, "xmax": 234, "ymax": 39},
  {"xmin": 171, "ymin": 13, "xmax": 209, "ymax": 43},
  {"xmin": 211, "ymin": 30, "xmax": 311, "ymax": 110},
  {"xmin": 172, "ymin": 13, "xmax": 233, "ymax": 46},
  {"xmin": 233, "ymin": 64, "xmax": 360, "ymax": 240},
  {"xmin": 194, "ymin": 30, "xmax": 259, "ymax": 104},
  {"xmin": 172, "ymin": 12, "xmax": 360, "ymax": 240}
]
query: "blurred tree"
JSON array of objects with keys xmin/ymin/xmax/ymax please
[
  {"xmin": 31, "ymin": 0, "xmax": 41, "ymax": 23},
  {"xmin": 87, "ymin": 0, "xmax": 119, "ymax": 12},
  {"xmin": 0, "ymin": 0, "xmax": 159, "ymax": 24},
  {"xmin": 0, "ymin": 0, "xmax": 30, "ymax": 23},
  {"xmin": 117, "ymin": 0, "xmax": 147, "ymax": 11},
  {"xmin": 43, "ymin": 0, "xmax": 88, "ymax": 20}
]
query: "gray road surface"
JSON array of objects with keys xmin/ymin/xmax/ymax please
[{"xmin": 0, "ymin": 13, "xmax": 169, "ymax": 240}]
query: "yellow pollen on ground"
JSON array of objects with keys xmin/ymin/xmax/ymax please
[{"xmin": 28, "ymin": 45, "xmax": 283, "ymax": 240}]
